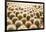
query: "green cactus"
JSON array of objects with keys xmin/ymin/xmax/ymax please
[
  {"xmin": 9, "ymin": 15, "xmax": 14, "ymax": 19},
  {"xmin": 8, "ymin": 28, "xmax": 15, "ymax": 30},
  {"xmin": 18, "ymin": 15, "xmax": 22, "ymax": 20},
  {"xmin": 7, "ymin": 22, "xmax": 11, "ymax": 25},
  {"xmin": 36, "ymin": 13, "xmax": 40, "ymax": 18},
  {"xmin": 30, "ymin": 19, "xmax": 34, "ymax": 24},
  {"xmin": 23, "ymin": 14, "xmax": 26, "ymax": 17},
  {"xmin": 7, "ymin": 12, "xmax": 11, "ymax": 17},
  {"xmin": 40, "ymin": 11, "xmax": 43, "ymax": 16},
  {"xmin": 30, "ymin": 14, "xmax": 33, "ymax": 17},
  {"xmin": 16, "ymin": 12, "xmax": 19, "ymax": 17},
  {"xmin": 16, "ymin": 22, "xmax": 21, "ymax": 29},
  {"xmin": 27, "ymin": 16, "xmax": 30, "ymax": 20},
  {"xmin": 19, "ymin": 7, "xmax": 23, "ymax": 10},
  {"xmin": 25, "ymin": 23, "xmax": 31, "ymax": 28},
  {"xmin": 12, "ymin": 18, "xmax": 17, "ymax": 24},
  {"xmin": 22, "ymin": 19, "xmax": 26, "ymax": 24},
  {"xmin": 35, "ymin": 20, "xmax": 40, "ymax": 28}
]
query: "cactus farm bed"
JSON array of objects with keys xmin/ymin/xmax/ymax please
[{"xmin": 6, "ymin": 2, "xmax": 44, "ymax": 31}]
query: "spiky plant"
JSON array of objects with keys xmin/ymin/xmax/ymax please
[
  {"xmin": 9, "ymin": 15, "xmax": 14, "ymax": 20},
  {"xmin": 30, "ymin": 19, "xmax": 34, "ymax": 24},
  {"xmin": 25, "ymin": 23, "xmax": 31, "ymax": 28},
  {"xmin": 16, "ymin": 12, "xmax": 19, "ymax": 17},
  {"xmin": 7, "ymin": 12, "xmax": 11, "ymax": 17},
  {"xmin": 23, "ymin": 14, "xmax": 26, "ymax": 17},
  {"xmin": 22, "ymin": 19, "xmax": 26, "ymax": 24},
  {"xmin": 35, "ymin": 20, "xmax": 40, "ymax": 28},
  {"xmin": 16, "ymin": 22, "xmax": 21, "ymax": 29},
  {"xmin": 36, "ymin": 13, "xmax": 40, "ymax": 18},
  {"xmin": 18, "ymin": 15, "xmax": 22, "ymax": 20},
  {"xmin": 27, "ymin": 16, "xmax": 30, "ymax": 20},
  {"xmin": 12, "ymin": 18, "xmax": 17, "ymax": 24}
]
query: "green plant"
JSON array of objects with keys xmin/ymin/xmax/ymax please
[
  {"xmin": 25, "ymin": 23, "xmax": 30, "ymax": 28},
  {"xmin": 30, "ymin": 11, "xmax": 32, "ymax": 13},
  {"xmin": 15, "ymin": 8, "xmax": 18, "ymax": 10},
  {"xmin": 7, "ymin": 12, "xmax": 11, "ymax": 17},
  {"xmin": 16, "ymin": 22, "xmax": 21, "ymax": 29},
  {"xmin": 8, "ymin": 28, "xmax": 14, "ymax": 30},
  {"xmin": 30, "ymin": 14, "xmax": 33, "ymax": 17},
  {"xmin": 12, "ymin": 18, "xmax": 17, "ymax": 24},
  {"xmin": 18, "ymin": 15, "xmax": 22, "ymax": 20},
  {"xmin": 35, "ymin": 20, "xmax": 39, "ymax": 28},
  {"xmin": 19, "ymin": 7, "xmax": 23, "ymax": 10},
  {"xmin": 40, "ymin": 11, "xmax": 43, "ymax": 16},
  {"xmin": 23, "ymin": 14, "xmax": 26, "ymax": 17},
  {"xmin": 16, "ymin": 12, "xmax": 19, "ymax": 17},
  {"xmin": 22, "ymin": 19, "xmax": 26, "ymax": 24},
  {"xmin": 36, "ymin": 13, "xmax": 40, "ymax": 18},
  {"xmin": 30, "ymin": 19, "xmax": 34, "ymax": 24},
  {"xmin": 9, "ymin": 15, "xmax": 14, "ymax": 19},
  {"xmin": 27, "ymin": 16, "xmax": 30, "ymax": 20},
  {"xmin": 7, "ymin": 22, "xmax": 11, "ymax": 25},
  {"xmin": 8, "ymin": 7, "xmax": 14, "ymax": 11}
]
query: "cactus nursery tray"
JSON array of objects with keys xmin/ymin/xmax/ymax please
[{"xmin": 5, "ymin": 0, "xmax": 44, "ymax": 31}]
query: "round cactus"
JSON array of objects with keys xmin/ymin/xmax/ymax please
[
  {"xmin": 23, "ymin": 14, "xmax": 26, "ymax": 17},
  {"xmin": 9, "ymin": 15, "xmax": 14, "ymax": 20},
  {"xmin": 7, "ymin": 12, "xmax": 11, "ymax": 17},
  {"xmin": 35, "ymin": 20, "xmax": 40, "ymax": 28},
  {"xmin": 30, "ymin": 19, "xmax": 34, "ymax": 24},
  {"xmin": 16, "ymin": 12, "xmax": 19, "ymax": 17},
  {"xmin": 16, "ymin": 22, "xmax": 21, "ymax": 29},
  {"xmin": 36, "ymin": 12, "xmax": 40, "ymax": 18},
  {"xmin": 25, "ymin": 23, "xmax": 31, "ymax": 28},
  {"xmin": 22, "ymin": 19, "xmax": 26, "ymax": 24},
  {"xmin": 27, "ymin": 16, "xmax": 30, "ymax": 20},
  {"xmin": 18, "ymin": 15, "xmax": 22, "ymax": 20},
  {"xmin": 12, "ymin": 18, "xmax": 17, "ymax": 24}
]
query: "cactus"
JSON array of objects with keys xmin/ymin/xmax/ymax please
[
  {"xmin": 18, "ymin": 15, "xmax": 22, "ymax": 20},
  {"xmin": 12, "ymin": 18, "xmax": 17, "ymax": 24},
  {"xmin": 16, "ymin": 12, "xmax": 19, "ymax": 17},
  {"xmin": 36, "ymin": 13, "xmax": 40, "ymax": 18},
  {"xmin": 27, "ymin": 16, "xmax": 30, "ymax": 20},
  {"xmin": 30, "ymin": 19, "xmax": 34, "ymax": 24},
  {"xmin": 16, "ymin": 22, "xmax": 21, "ymax": 29},
  {"xmin": 35, "ymin": 21, "xmax": 39, "ymax": 28},
  {"xmin": 23, "ymin": 14, "xmax": 26, "ymax": 17},
  {"xmin": 9, "ymin": 15, "xmax": 14, "ymax": 19},
  {"xmin": 7, "ymin": 12, "xmax": 11, "ymax": 17},
  {"xmin": 25, "ymin": 23, "xmax": 31, "ymax": 28},
  {"xmin": 22, "ymin": 19, "xmax": 26, "ymax": 24}
]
